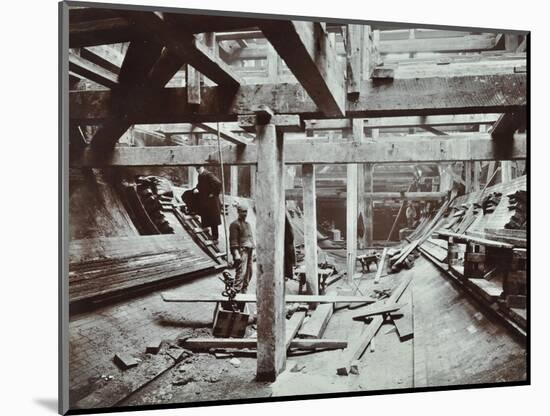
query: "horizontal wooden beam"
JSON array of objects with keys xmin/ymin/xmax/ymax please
[
  {"xmin": 260, "ymin": 20, "xmax": 345, "ymax": 117},
  {"xmin": 305, "ymin": 114, "xmax": 501, "ymax": 131},
  {"xmin": 69, "ymin": 16, "xmax": 136, "ymax": 48},
  {"xmin": 70, "ymin": 133, "xmax": 527, "ymax": 167},
  {"xmin": 70, "ymin": 73, "xmax": 526, "ymax": 124},
  {"xmin": 379, "ymin": 34, "xmax": 498, "ymax": 54},
  {"xmin": 364, "ymin": 192, "xmax": 447, "ymax": 200}
]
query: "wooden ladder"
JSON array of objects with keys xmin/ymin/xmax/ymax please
[{"xmin": 167, "ymin": 204, "xmax": 228, "ymax": 268}]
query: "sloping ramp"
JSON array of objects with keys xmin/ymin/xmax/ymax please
[{"xmin": 69, "ymin": 234, "xmax": 218, "ymax": 304}]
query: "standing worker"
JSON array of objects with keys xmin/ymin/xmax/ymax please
[
  {"xmin": 229, "ymin": 203, "xmax": 255, "ymax": 293},
  {"xmin": 405, "ymin": 201, "xmax": 417, "ymax": 229},
  {"xmin": 193, "ymin": 165, "xmax": 222, "ymax": 244}
]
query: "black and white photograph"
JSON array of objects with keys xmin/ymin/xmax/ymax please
[{"xmin": 58, "ymin": 0, "xmax": 530, "ymax": 413}]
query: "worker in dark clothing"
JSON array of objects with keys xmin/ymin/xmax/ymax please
[
  {"xmin": 193, "ymin": 165, "xmax": 222, "ymax": 244},
  {"xmin": 405, "ymin": 201, "xmax": 417, "ymax": 229},
  {"xmin": 229, "ymin": 203, "xmax": 255, "ymax": 293}
]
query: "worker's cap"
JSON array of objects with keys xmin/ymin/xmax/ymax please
[{"xmin": 236, "ymin": 202, "xmax": 248, "ymax": 212}]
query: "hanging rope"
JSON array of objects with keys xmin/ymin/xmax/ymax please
[{"xmin": 216, "ymin": 122, "xmax": 230, "ymax": 262}]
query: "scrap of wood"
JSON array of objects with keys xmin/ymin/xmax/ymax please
[
  {"xmin": 285, "ymin": 311, "xmax": 306, "ymax": 350},
  {"xmin": 374, "ymin": 248, "xmax": 388, "ymax": 284},
  {"xmin": 183, "ymin": 337, "xmax": 347, "ymax": 351},
  {"xmin": 297, "ymin": 303, "xmax": 334, "ymax": 339},
  {"xmin": 337, "ymin": 275, "xmax": 412, "ymax": 374},
  {"xmin": 390, "ymin": 289, "xmax": 414, "ymax": 341},
  {"xmin": 352, "ymin": 302, "xmax": 406, "ymax": 320},
  {"xmin": 161, "ymin": 292, "xmax": 377, "ymax": 304}
]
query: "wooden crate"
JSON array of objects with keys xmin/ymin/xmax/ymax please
[{"xmin": 213, "ymin": 301, "xmax": 250, "ymax": 338}]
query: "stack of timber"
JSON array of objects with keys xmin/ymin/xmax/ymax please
[
  {"xmin": 69, "ymin": 234, "xmax": 218, "ymax": 304},
  {"xmin": 417, "ymin": 175, "xmax": 527, "ymax": 335}
]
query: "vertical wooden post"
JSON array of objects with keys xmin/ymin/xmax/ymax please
[
  {"xmin": 267, "ymin": 44, "xmax": 278, "ymax": 82},
  {"xmin": 464, "ymin": 161, "xmax": 472, "ymax": 193},
  {"xmin": 346, "ymin": 164, "xmax": 358, "ymax": 282},
  {"xmin": 188, "ymin": 133, "xmax": 199, "ymax": 188},
  {"xmin": 439, "ymin": 163, "xmax": 453, "ymax": 193},
  {"xmin": 473, "ymin": 161, "xmax": 481, "ymax": 192},
  {"xmin": 230, "ymin": 165, "xmax": 239, "ymax": 196},
  {"xmin": 302, "ymin": 164, "xmax": 319, "ymax": 296},
  {"xmin": 186, "ymin": 65, "xmax": 201, "ymax": 105},
  {"xmin": 255, "ymin": 122, "xmax": 286, "ymax": 381},
  {"xmin": 501, "ymin": 161, "xmax": 513, "ymax": 183},
  {"xmin": 365, "ymin": 163, "xmax": 374, "ymax": 247},
  {"xmin": 249, "ymin": 166, "xmax": 256, "ymax": 198},
  {"xmin": 346, "ymin": 119, "xmax": 362, "ymax": 281}
]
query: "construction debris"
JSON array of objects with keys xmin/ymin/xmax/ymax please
[{"xmin": 113, "ymin": 353, "xmax": 138, "ymax": 370}]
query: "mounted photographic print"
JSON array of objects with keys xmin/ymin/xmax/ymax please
[{"xmin": 59, "ymin": 1, "xmax": 529, "ymax": 414}]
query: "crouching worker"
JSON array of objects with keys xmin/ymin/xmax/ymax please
[{"xmin": 229, "ymin": 203, "xmax": 255, "ymax": 293}]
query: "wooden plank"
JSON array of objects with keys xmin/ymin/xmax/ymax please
[
  {"xmin": 70, "ymin": 74, "xmax": 527, "ymax": 124},
  {"xmin": 338, "ymin": 275, "xmax": 412, "ymax": 373},
  {"xmin": 260, "ymin": 20, "xmax": 345, "ymax": 116},
  {"xmin": 352, "ymin": 303, "xmax": 406, "ymax": 320},
  {"xmin": 71, "ymin": 134, "xmax": 528, "ymax": 167},
  {"xmin": 68, "ymin": 51, "xmax": 119, "ymax": 89},
  {"xmin": 302, "ymin": 164, "xmax": 319, "ymax": 295},
  {"xmin": 285, "ymin": 311, "xmax": 307, "ymax": 350},
  {"xmin": 183, "ymin": 337, "xmax": 347, "ymax": 351},
  {"xmin": 298, "ymin": 303, "xmax": 334, "ymax": 339},
  {"xmin": 161, "ymin": 293, "xmax": 377, "ymax": 304},
  {"xmin": 391, "ymin": 289, "xmax": 414, "ymax": 341},
  {"xmin": 374, "ymin": 248, "xmax": 388, "ymax": 284},
  {"xmin": 255, "ymin": 120, "xmax": 286, "ymax": 381}
]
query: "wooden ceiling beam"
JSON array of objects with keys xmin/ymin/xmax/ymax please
[
  {"xmin": 305, "ymin": 114, "xmax": 501, "ymax": 131},
  {"xmin": 125, "ymin": 12, "xmax": 242, "ymax": 90},
  {"xmin": 69, "ymin": 16, "xmax": 137, "ymax": 48},
  {"xmin": 260, "ymin": 20, "xmax": 346, "ymax": 117},
  {"xmin": 71, "ymin": 74, "xmax": 526, "ymax": 124},
  {"xmin": 71, "ymin": 133, "xmax": 527, "ymax": 167}
]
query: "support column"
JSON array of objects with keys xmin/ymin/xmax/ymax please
[
  {"xmin": 346, "ymin": 119, "xmax": 362, "ymax": 281},
  {"xmin": 230, "ymin": 165, "xmax": 239, "ymax": 196},
  {"xmin": 501, "ymin": 161, "xmax": 513, "ymax": 183},
  {"xmin": 255, "ymin": 121, "xmax": 286, "ymax": 381},
  {"xmin": 302, "ymin": 164, "xmax": 319, "ymax": 295},
  {"xmin": 473, "ymin": 161, "xmax": 481, "ymax": 192},
  {"xmin": 187, "ymin": 133, "xmax": 199, "ymax": 187},
  {"xmin": 365, "ymin": 163, "xmax": 374, "ymax": 247},
  {"xmin": 464, "ymin": 161, "xmax": 472, "ymax": 193},
  {"xmin": 249, "ymin": 166, "xmax": 256, "ymax": 198}
]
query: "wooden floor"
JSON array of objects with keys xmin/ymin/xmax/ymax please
[{"xmin": 117, "ymin": 256, "xmax": 526, "ymax": 407}]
